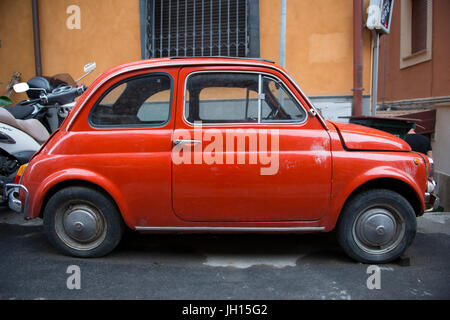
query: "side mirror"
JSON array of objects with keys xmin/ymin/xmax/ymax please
[{"xmin": 76, "ymin": 62, "xmax": 97, "ymax": 83}]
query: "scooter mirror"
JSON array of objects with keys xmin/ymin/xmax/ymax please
[
  {"xmin": 76, "ymin": 62, "xmax": 97, "ymax": 83},
  {"xmin": 13, "ymin": 82, "xmax": 30, "ymax": 93},
  {"xmin": 84, "ymin": 62, "xmax": 96, "ymax": 74}
]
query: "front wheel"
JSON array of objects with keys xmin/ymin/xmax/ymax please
[
  {"xmin": 337, "ymin": 189, "xmax": 417, "ymax": 264},
  {"xmin": 43, "ymin": 187, "xmax": 125, "ymax": 258}
]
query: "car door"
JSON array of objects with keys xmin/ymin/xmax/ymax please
[
  {"xmin": 171, "ymin": 67, "xmax": 331, "ymax": 222},
  {"xmin": 84, "ymin": 69, "xmax": 177, "ymax": 227}
]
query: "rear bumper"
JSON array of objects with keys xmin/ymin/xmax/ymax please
[{"xmin": 3, "ymin": 184, "xmax": 29, "ymax": 218}]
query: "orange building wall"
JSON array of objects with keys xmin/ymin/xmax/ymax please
[
  {"xmin": 38, "ymin": 0, "xmax": 141, "ymax": 83},
  {"xmin": 2, "ymin": 0, "xmax": 373, "ymax": 104},
  {"xmin": 0, "ymin": 0, "xmax": 36, "ymax": 102},
  {"xmin": 260, "ymin": 0, "xmax": 373, "ymax": 97},
  {"xmin": 1, "ymin": 0, "xmax": 141, "ymax": 104}
]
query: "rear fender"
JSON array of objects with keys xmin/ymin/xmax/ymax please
[{"xmin": 30, "ymin": 168, "xmax": 133, "ymax": 228}]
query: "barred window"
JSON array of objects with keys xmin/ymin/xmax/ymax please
[{"xmin": 140, "ymin": 0, "xmax": 260, "ymax": 58}]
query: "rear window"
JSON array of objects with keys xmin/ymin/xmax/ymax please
[{"xmin": 89, "ymin": 74, "xmax": 172, "ymax": 128}]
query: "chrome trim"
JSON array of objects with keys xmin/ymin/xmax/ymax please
[
  {"xmin": 427, "ymin": 156, "xmax": 434, "ymax": 178},
  {"xmin": 425, "ymin": 192, "xmax": 440, "ymax": 212},
  {"xmin": 182, "ymin": 70, "xmax": 309, "ymax": 127},
  {"xmin": 427, "ymin": 179, "xmax": 436, "ymax": 193},
  {"xmin": 258, "ymin": 73, "xmax": 262, "ymax": 123},
  {"xmin": 4, "ymin": 184, "xmax": 29, "ymax": 218},
  {"xmin": 67, "ymin": 60, "xmax": 327, "ymax": 130},
  {"xmin": 135, "ymin": 226, "xmax": 325, "ymax": 232}
]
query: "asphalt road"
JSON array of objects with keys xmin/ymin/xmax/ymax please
[{"xmin": 1, "ymin": 207, "xmax": 449, "ymax": 300}]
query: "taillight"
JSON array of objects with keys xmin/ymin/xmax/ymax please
[{"xmin": 14, "ymin": 164, "xmax": 28, "ymax": 184}]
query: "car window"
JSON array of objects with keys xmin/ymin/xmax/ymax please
[
  {"xmin": 261, "ymin": 77, "xmax": 307, "ymax": 123},
  {"xmin": 90, "ymin": 74, "xmax": 172, "ymax": 127},
  {"xmin": 185, "ymin": 73, "xmax": 259, "ymax": 123}
]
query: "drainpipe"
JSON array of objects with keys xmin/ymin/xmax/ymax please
[
  {"xmin": 371, "ymin": 30, "xmax": 380, "ymax": 116},
  {"xmin": 32, "ymin": 0, "xmax": 42, "ymax": 76},
  {"xmin": 280, "ymin": 0, "xmax": 286, "ymax": 68},
  {"xmin": 352, "ymin": 0, "xmax": 364, "ymax": 116}
]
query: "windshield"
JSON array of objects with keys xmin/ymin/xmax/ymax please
[{"xmin": 50, "ymin": 73, "xmax": 76, "ymax": 87}]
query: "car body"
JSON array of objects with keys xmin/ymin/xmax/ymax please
[{"xmin": 5, "ymin": 57, "xmax": 439, "ymax": 262}]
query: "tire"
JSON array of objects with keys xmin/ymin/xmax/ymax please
[
  {"xmin": 336, "ymin": 189, "xmax": 417, "ymax": 264},
  {"xmin": 43, "ymin": 186, "xmax": 125, "ymax": 258}
]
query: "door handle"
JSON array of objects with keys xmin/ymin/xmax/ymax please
[{"xmin": 173, "ymin": 139, "xmax": 202, "ymax": 145}]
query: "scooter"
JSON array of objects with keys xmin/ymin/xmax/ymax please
[{"xmin": 0, "ymin": 62, "xmax": 96, "ymax": 201}]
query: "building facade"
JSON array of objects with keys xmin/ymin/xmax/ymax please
[
  {"xmin": 377, "ymin": 0, "xmax": 450, "ymax": 210},
  {"xmin": 1, "ymin": 0, "xmax": 374, "ymax": 119},
  {"xmin": 2, "ymin": 0, "xmax": 448, "ymax": 208}
]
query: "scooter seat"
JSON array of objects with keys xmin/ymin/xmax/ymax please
[
  {"xmin": 0, "ymin": 108, "xmax": 50, "ymax": 144},
  {"xmin": 3, "ymin": 104, "xmax": 35, "ymax": 120}
]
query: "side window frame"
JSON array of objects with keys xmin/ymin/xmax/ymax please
[
  {"xmin": 88, "ymin": 72, "xmax": 174, "ymax": 129},
  {"xmin": 183, "ymin": 70, "xmax": 308, "ymax": 126},
  {"xmin": 260, "ymin": 75, "xmax": 307, "ymax": 124}
]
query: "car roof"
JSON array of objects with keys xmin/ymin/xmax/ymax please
[
  {"xmin": 66, "ymin": 57, "xmax": 329, "ymax": 130},
  {"xmin": 101, "ymin": 57, "xmax": 277, "ymax": 76}
]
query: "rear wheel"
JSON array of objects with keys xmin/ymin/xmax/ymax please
[
  {"xmin": 337, "ymin": 189, "xmax": 417, "ymax": 263},
  {"xmin": 43, "ymin": 187, "xmax": 124, "ymax": 258}
]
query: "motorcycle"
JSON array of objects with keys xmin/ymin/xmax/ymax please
[{"xmin": 0, "ymin": 62, "xmax": 96, "ymax": 201}]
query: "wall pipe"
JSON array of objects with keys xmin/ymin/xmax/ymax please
[
  {"xmin": 32, "ymin": 0, "xmax": 42, "ymax": 76},
  {"xmin": 280, "ymin": 0, "xmax": 286, "ymax": 68},
  {"xmin": 352, "ymin": 0, "xmax": 364, "ymax": 116},
  {"xmin": 371, "ymin": 30, "xmax": 380, "ymax": 116}
]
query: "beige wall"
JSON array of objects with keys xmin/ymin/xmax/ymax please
[
  {"xmin": 0, "ymin": 0, "xmax": 36, "ymax": 102},
  {"xmin": 38, "ymin": 0, "xmax": 140, "ymax": 84},
  {"xmin": 1, "ymin": 0, "xmax": 141, "ymax": 104},
  {"xmin": 2, "ymin": 0, "xmax": 373, "ymax": 103},
  {"xmin": 260, "ymin": 0, "xmax": 373, "ymax": 97}
]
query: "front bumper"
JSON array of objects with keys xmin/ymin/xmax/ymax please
[
  {"xmin": 424, "ymin": 178, "xmax": 440, "ymax": 212},
  {"xmin": 425, "ymin": 192, "xmax": 440, "ymax": 212},
  {"xmin": 3, "ymin": 184, "xmax": 29, "ymax": 218}
]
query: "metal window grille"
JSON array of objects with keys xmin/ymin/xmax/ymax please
[{"xmin": 144, "ymin": 0, "xmax": 249, "ymax": 58}]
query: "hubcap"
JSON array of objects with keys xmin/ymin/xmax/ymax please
[
  {"xmin": 55, "ymin": 202, "xmax": 107, "ymax": 251},
  {"xmin": 63, "ymin": 208, "xmax": 100, "ymax": 243},
  {"xmin": 353, "ymin": 206, "xmax": 405, "ymax": 255}
]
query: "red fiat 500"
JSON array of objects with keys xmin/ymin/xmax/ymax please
[{"xmin": 5, "ymin": 58, "xmax": 439, "ymax": 263}]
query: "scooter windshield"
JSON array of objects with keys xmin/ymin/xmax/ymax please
[{"xmin": 50, "ymin": 73, "xmax": 76, "ymax": 87}]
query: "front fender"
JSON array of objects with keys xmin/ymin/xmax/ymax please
[{"xmin": 324, "ymin": 165, "xmax": 425, "ymax": 231}]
